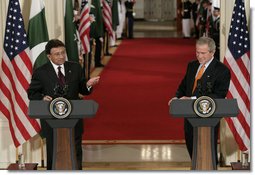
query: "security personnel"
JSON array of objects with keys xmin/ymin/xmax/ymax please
[
  {"xmin": 125, "ymin": 0, "xmax": 135, "ymax": 39},
  {"xmin": 209, "ymin": 7, "xmax": 220, "ymax": 60},
  {"xmin": 182, "ymin": 0, "xmax": 192, "ymax": 38},
  {"xmin": 90, "ymin": 0, "xmax": 105, "ymax": 67}
]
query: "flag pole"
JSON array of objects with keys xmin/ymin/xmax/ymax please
[
  {"xmin": 237, "ymin": 149, "xmax": 241, "ymax": 162},
  {"xmin": 16, "ymin": 148, "xmax": 19, "ymax": 163},
  {"xmin": 41, "ymin": 138, "xmax": 45, "ymax": 167}
]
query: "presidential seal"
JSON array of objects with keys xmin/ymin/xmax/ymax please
[
  {"xmin": 49, "ymin": 97, "xmax": 72, "ymax": 119},
  {"xmin": 193, "ymin": 96, "xmax": 216, "ymax": 118}
]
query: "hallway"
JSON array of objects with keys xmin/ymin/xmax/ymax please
[{"xmin": 133, "ymin": 20, "xmax": 181, "ymax": 38}]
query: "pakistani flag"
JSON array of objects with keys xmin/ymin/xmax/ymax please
[
  {"xmin": 90, "ymin": 0, "xmax": 104, "ymax": 39},
  {"xmin": 65, "ymin": 0, "xmax": 79, "ymax": 62},
  {"xmin": 28, "ymin": 0, "xmax": 49, "ymax": 69},
  {"xmin": 111, "ymin": 0, "xmax": 119, "ymax": 31}
]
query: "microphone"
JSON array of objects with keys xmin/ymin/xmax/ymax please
[
  {"xmin": 206, "ymin": 81, "xmax": 213, "ymax": 94},
  {"xmin": 53, "ymin": 83, "xmax": 69, "ymax": 98},
  {"xmin": 196, "ymin": 79, "xmax": 203, "ymax": 96},
  {"xmin": 206, "ymin": 75, "xmax": 212, "ymax": 94}
]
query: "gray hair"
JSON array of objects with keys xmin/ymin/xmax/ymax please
[{"xmin": 196, "ymin": 37, "xmax": 216, "ymax": 53}]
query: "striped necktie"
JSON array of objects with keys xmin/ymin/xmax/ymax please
[{"xmin": 57, "ymin": 66, "xmax": 65, "ymax": 86}]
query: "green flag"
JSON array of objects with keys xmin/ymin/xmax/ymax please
[
  {"xmin": 111, "ymin": 0, "xmax": 119, "ymax": 31},
  {"xmin": 28, "ymin": 0, "xmax": 49, "ymax": 69},
  {"xmin": 65, "ymin": 0, "xmax": 79, "ymax": 62},
  {"xmin": 90, "ymin": 0, "xmax": 104, "ymax": 38}
]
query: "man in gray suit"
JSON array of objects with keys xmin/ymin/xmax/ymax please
[
  {"xmin": 168, "ymin": 37, "xmax": 231, "ymax": 164},
  {"xmin": 28, "ymin": 39, "xmax": 100, "ymax": 170}
]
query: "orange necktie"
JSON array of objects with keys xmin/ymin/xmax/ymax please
[{"xmin": 192, "ymin": 64, "xmax": 205, "ymax": 93}]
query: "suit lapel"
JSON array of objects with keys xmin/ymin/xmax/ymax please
[
  {"xmin": 202, "ymin": 58, "xmax": 217, "ymax": 81},
  {"xmin": 64, "ymin": 62, "xmax": 72, "ymax": 84},
  {"xmin": 190, "ymin": 61, "xmax": 200, "ymax": 87},
  {"xmin": 45, "ymin": 62, "xmax": 59, "ymax": 82}
]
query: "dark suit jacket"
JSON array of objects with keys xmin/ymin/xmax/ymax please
[
  {"xmin": 175, "ymin": 58, "xmax": 231, "ymax": 160},
  {"xmin": 175, "ymin": 58, "xmax": 231, "ymax": 98},
  {"xmin": 27, "ymin": 61, "xmax": 92, "ymax": 135}
]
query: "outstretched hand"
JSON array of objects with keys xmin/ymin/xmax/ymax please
[{"xmin": 87, "ymin": 76, "xmax": 100, "ymax": 87}]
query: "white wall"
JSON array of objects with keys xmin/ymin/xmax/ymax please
[{"xmin": 134, "ymin": 0, "xmax": 144, "ymax": 19}]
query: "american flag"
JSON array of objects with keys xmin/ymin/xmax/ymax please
[
  {"xmin": 102, "ymin": 0, "xmax": 114, "ymax": 37},
  {"xmin": 223, "ymin": 0, "xmax": 250, "ymax": 151},
  {"xmin": 79, "ymin": 0, "xmax": 91, "ymax": 54},
  {"xmin": 0, "ymin": 0, "xmax": 41, "ymax": 147}
]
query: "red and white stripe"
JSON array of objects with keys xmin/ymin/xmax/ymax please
[
  {"xmin": 79, "ymin": 2, "xmax": 91, "ymax": 54},
  {"xmin": 102, "ymin": 0, "xmax": 114, "ymax": 37},
  {"xmin": 0, "ymin": 48, "xmax": 41, "ymax": 147},
  {"xmin": 224, "ymin": 49, "xmax": 250, "ymax": 151}
]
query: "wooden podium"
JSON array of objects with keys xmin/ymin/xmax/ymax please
[
  {"xmin": 169, "ymin": 97, "xmax": 238, "ymax": 170},
  {"xmin": 28, "ymin": 99, "xmax": 98, "ymax": 170}
]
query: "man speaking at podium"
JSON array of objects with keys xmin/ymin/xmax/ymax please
[
  {"xmin": 168, "ymin": 37, "xmax": 230, "ymax": 164},
  {"xmin": 27, "ymin": 39, "xmax": 100, "ymax": 170}
]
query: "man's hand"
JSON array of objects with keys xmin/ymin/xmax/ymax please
[
  {"xmin": 179, "ymin": 96, "xmax": 191, "ymax": 100},
  {"xmin": 43, "ymin": 95, "xmax": 52, "ymax": 101},
  {"xmin": 86, "ymin": 76, "xmax": 100, "ymax": 87},
  {"xmin": 168, "ymin": 97, "xmax": 178, "ymax": 106},
  {"xmin": 168, "ymin": 96, "xmax": 192, "ymax": 106}
]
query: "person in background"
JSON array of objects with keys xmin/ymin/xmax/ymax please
[
  {"xmin": 209, "ymin": 7, "xmax": 220, "ymax": 60},
  {"xmin": 181, "ymin": 0, "xmax": 192, "ymax": 38},
  {"xmin": 90, "ymin": 0, "xmax": 105, "ymax": 67},
  {"xmin": 27, "ymin": 39, "xmax": 100, "ymax": 170},
  {"xmin": 191, "ymin": 0, "xmax": 200, "ymax": 38},
  {"xmin": 168, "ymin": 37, "xmax": 230, "ymax": 164},
  {"xmin": 198, "ymin": 0, "xmax": 210, "ymax": 37},
  {"xmin": 116, "ymin": 0, "xmax": 126, "ymax": 39},
  {"xmin": 125, "ymin": 0, "xmax": 135, "ymax": 39}
]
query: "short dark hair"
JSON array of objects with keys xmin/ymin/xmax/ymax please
[
  {"xmin": 202, "ymin": 0, "xmax": 210, "ymax": 4},
  {"xmin": 45, "ymin": 39, "xmax": 65, "ymax": 55}
]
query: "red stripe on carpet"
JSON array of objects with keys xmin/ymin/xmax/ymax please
[{"xmin": 83, "ymin": 38, "xmax": 196, "ymax": 141}]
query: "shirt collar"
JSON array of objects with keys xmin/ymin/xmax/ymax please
[
  {"xmin": 50, "ymin": 61, "xmax": 65, "ymax": 75},
  {"xmin": 202, "ymin": 57, "xmax": 214, "ymax": 69},
  {"xmin": 50, "ymin": 61, "xmax": 64, "ymax": 70}
]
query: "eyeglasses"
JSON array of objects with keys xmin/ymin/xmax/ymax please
[{"xmin": 50, "ymin": 50, "xmax": 66, "ymax": 57}]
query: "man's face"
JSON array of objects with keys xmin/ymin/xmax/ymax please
[
  {"xmin": 213, "ymin": 10, "xmax": 220, "ymax": 17},
  {"xmin": 47, "ymin": 47, "xmax": 66, "ymax": 65},
  {"xmin": 196, "ymin": 44, "xmax": 214, "ymax": 64}
]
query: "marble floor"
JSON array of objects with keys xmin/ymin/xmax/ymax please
[{"xmin": 82, "ymin": 144, "xmax": 192, "ymax": 170}]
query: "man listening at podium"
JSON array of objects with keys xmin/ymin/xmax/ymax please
[
  {"xmin": 168, "ymin": 37, "xmax": 230, "ymax": 165},
  {"xmin": 27, "ymin": 39, "xmax": 100, "ymax": 170}
]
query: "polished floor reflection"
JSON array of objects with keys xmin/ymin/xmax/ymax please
[
  {"xmin": 83, "ymin": 144, "xmax": 190, "ymax": 162},
  {"xmin": 82, "ymin": 144, "xmax": 192, "ymax": 170},
  {"xmin": 82, "ymin": 144, "xmax": 231, "ymax": 170}
]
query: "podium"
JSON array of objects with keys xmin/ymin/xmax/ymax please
[
  {"xmin": 28, "ymin": 99, "xmax": 98, "ymax": 170},
  {"xmin": 169, "ymin": 97, "xmax": 238, "ymax": 170}
]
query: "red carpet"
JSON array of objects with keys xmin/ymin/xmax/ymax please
[{"xmin": 83, "ymin": 38, "xmax": 196, "ymax": 143}]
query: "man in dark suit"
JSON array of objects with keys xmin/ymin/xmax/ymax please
[
  {"xmin": 27, "ymin": 39, "xmax": 100, "ymax": 170},
  {"xmin": 168, "ymin": 37, "xmax": 230, "ymax": 164},
  {"xmin": 209, "ymin": 7, "xmax": 220, "ymax": 60},
  {"xmin": 125, "ymin": 0, "xmax": 135, "ymax": 39}
]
